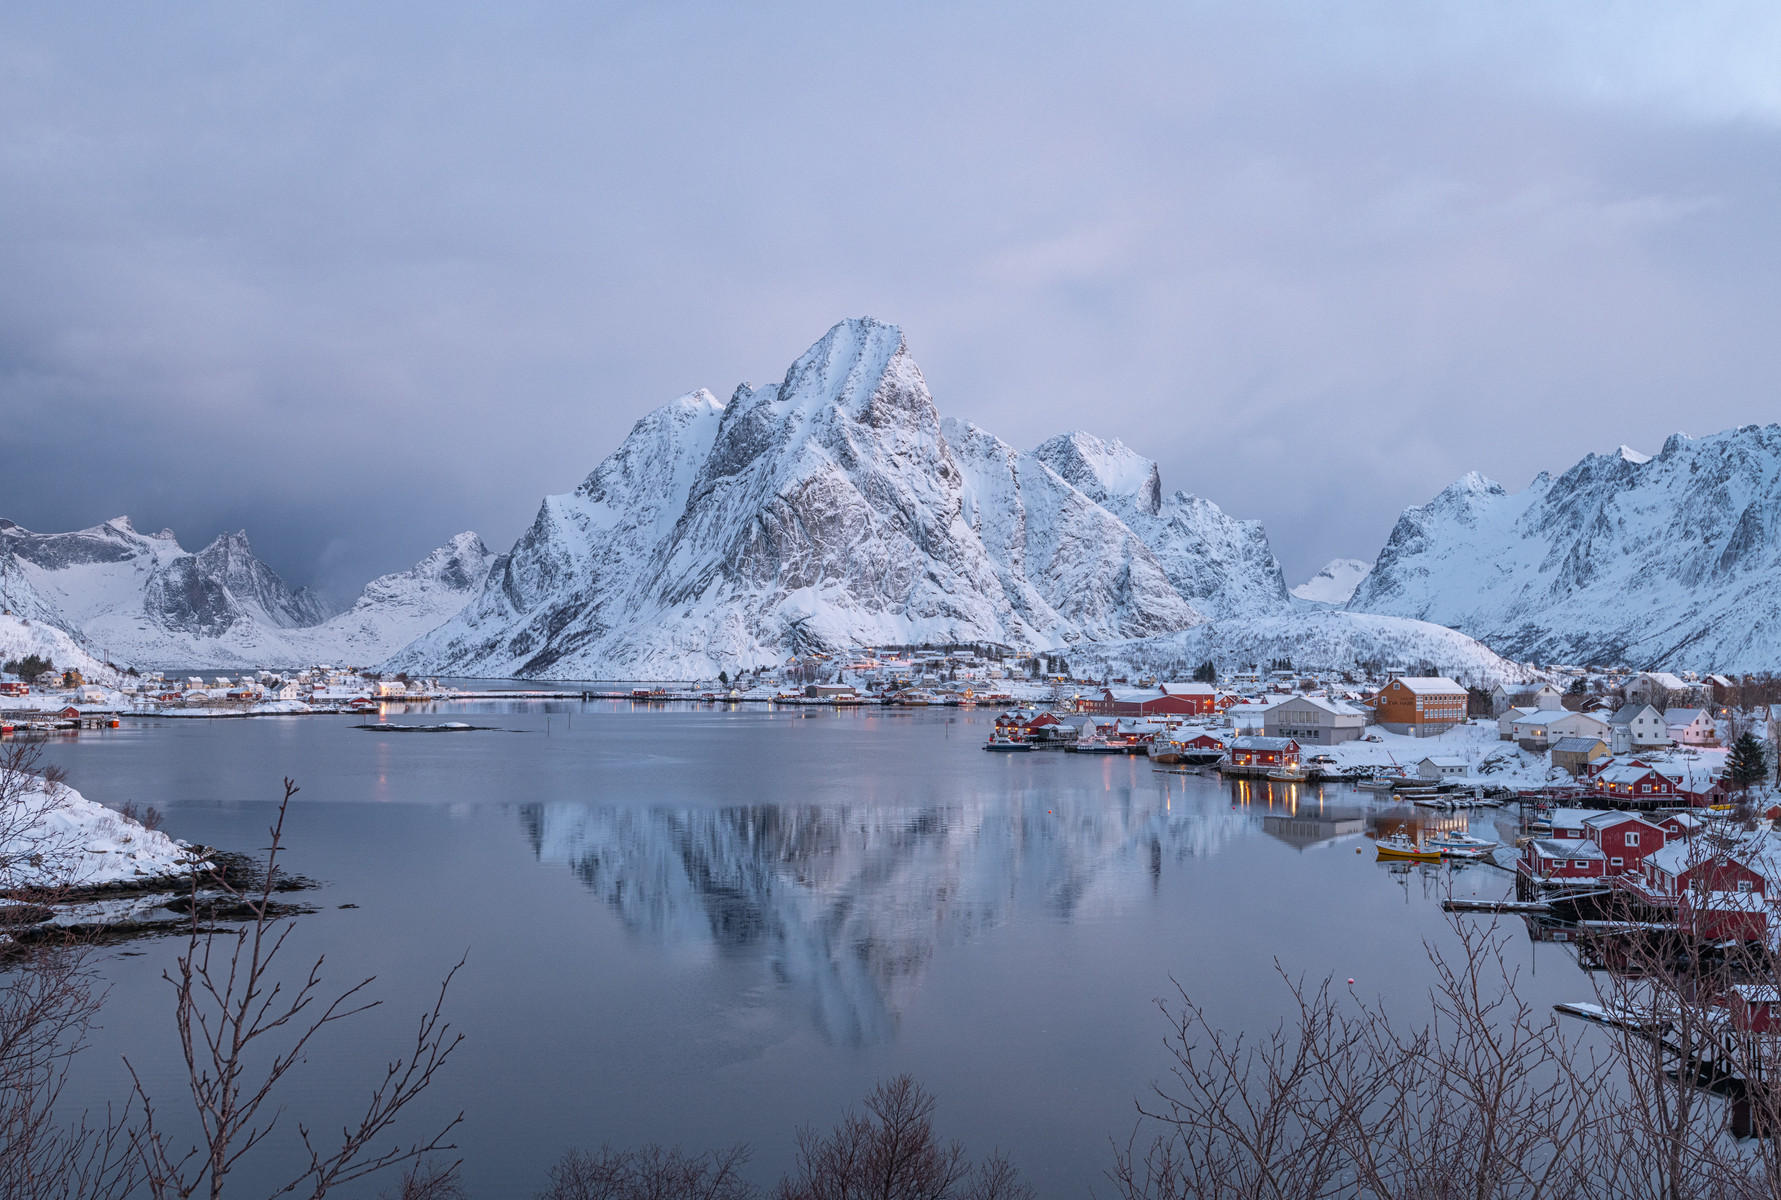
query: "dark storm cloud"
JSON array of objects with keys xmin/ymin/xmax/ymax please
[{"xmin": 4, "ymin": 1, "xmax": 1780, "ymax": 596}]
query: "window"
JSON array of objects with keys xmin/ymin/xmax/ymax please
[
  {"xmin": 1739, "ymin": 880, "xmax": 1754, "ymax": 893},
  {"xmin": 1612, "ymin": 857, "xmax": 1624, "ymax": 867},
  {"xmin": 1575, "ymin": 860, "xmax": 1590, "ymax": 869},
  {"xmin": 1626, "ymin": 831, "xmax": 1639, "ymax": 846}
]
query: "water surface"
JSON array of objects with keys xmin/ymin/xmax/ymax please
[{"xmin": 39, "ymin": 702, "xmax": 1591, "ymax": 1196}]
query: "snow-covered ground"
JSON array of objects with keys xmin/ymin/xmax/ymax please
[
  {"xmin": 2, "ymin": 774, "xmax": 207, "ymax": 892},
  {"xmin": 1062, "ymin": 610, "xmax": 1539, "ymax": 688},
  {"xmin": 1290, "ymin": 558, "xmax": 1372, "ymax": 606}
]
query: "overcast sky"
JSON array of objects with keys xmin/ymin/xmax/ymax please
[{"xmin": 5, "ymin": 2, "xmax": 1780, "ymax": 600}]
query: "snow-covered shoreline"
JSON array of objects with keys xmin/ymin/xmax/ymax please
[{"xmin": 1, "ymin": 775, "xmax": 209, "ymax": 895}]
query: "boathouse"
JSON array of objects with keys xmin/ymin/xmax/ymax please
[
  {"xmin": 1090, "ymin": 687, "xmax": 1212, "ymax": 718},
  {"xmin": 1680, "ymin": 891, "xmax": 1767, "ymax": 943},
  {"xmin": 1227, "ymin": 736, "xmax": 1300, "ymax": 770},
  {"xmin": 1729, "ymin": 985, "xmax": 1781, "ymax": 1033},
  {"xmin": 1591, "ymin": 761, "xmax": 1678, "ymax": 804}
]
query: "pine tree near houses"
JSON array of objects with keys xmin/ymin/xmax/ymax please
[{"xmin": 1727, "ymin": 731, "xmax": 1768, "ymax": 792}]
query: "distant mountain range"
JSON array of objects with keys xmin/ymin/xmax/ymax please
[
  {"xmin": 6, "ymin": 321, "xmax": 1778, "ymax": 677},
  {"xmin": 1345, "ymin": 426, "xmax": 1781, "ymax": 670},
  {"xmin": 0, "ymin": 517, "xmax": 492, "ymax": 669}
]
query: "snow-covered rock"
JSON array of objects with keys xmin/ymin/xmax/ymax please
[
  {"xmin": 1348, "ymin": 425, "xmax": 1781, "ymax": 670},
  {"xmin": 1063, "ymin": 610, "xmax": 1537, "ymax": 687},
  {"xmin": 1290, "ymin": 558, "xmax": 1373, "ymax": 606},
  {"xmin": 1032, "ymin": 431, "xmax": 1290, "ymax": 619},
  {"xmin": 1, "ymin": 775, "xmax": 206, "ymax": 892},
  {"xmin": 392, "ymin": 318, "xmax": 1290, "ymax": 679}
]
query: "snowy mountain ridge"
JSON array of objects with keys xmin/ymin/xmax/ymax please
[
  {"xmin": 391, "ymin": 318, "xmax": 1295, "ymax": 679},
  {"xmin": 1347, "ymin": 425, "xmax": 1781, "ymax": 670},
  {"xmin": 0, "ymin": 518, "xmax": 492, "ymax": 668}
]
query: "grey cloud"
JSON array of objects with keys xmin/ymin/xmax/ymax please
[{"xmin": 4, "ymin": 1, "xmax": 1780, "ymax": 595}]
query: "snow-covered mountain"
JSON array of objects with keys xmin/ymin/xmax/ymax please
[
  {"xmin": 392, "ymin": 318, "xmax": 1291, "ymax": 679},
  {"xmin": 1291, "ymin": 558, "xmax": 1372, "ymax": 606},
  {"xmin": 1065, "ymin": 610, "xmax": 1537, "ymax": 687},
  {"xmin": 0, "ymin": 518, "xmax": 491, "ymax": 668},
  {"xmin": 286, "ymin": 532, "xmax": 495, "ymax": 665},
  {"xmin": 1347, "ymin": 426, "xmax": 1781, "ymax": 670}
]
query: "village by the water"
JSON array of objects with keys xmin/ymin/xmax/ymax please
[{"xmin": 7, "ymin": 639, "xmax": 1781, "ymax": 1146}]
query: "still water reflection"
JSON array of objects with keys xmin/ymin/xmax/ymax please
[
  {"xmin": 34, "ymin": 703, "xmax": 1590, "ymax": 1197},
  {"xmin": 520, "ymin": 796, "xmax": 1249, "ymax": 1045}
]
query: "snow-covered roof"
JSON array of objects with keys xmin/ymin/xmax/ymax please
[
  {"xmin": 1420, "ymin": 756, "xmax": 1467, "ymax": 768},
  {"xmin": 1271, "ymin": 695, "xmax": 1366, "ymax": 717},
  {"xmin": 1550, "ymin": 736, "xmax": 1606, "ymax": 753},
  {"xmin": 1392, "ymin": 676, "xmax": 1468, "ymax": 696},
  {"xmin": 1663, "ymin": 708, "xmax": 1708, "ymax": 727},
  {"xmin": 1531, "ymin": 839, "xmax": 1605, "ymax": 860},
  {"xmin": 1731, "ymin": 983, "xmax": 1781, "ymax": 1002},
  {"xmin": 1550, "ymin": 808, "xmax": 1611, "ymax": 832},
  {"xmin": 1582, "ymin": 811, "xmax": 1662, "ymax": 831},
  {"xmin": 1158, "ymin": 681, "xmax": 1215, "ymax": 696},
  {"xmin": 1231, "ymin": 736, "xmax": 1299, "ymax": 751},
  {"xmin": 1640, "ymin": 672, "xmax": 1689, "ymax": 691},
  {"xmin": 1595, "ymin": 762, "xmax": 1664, "ymax": 785},
  {"xmin": 1609, "ymin": 704, "xmax": 1659, "ymax": 725},
  {"xmin": 1513, "ymin": 710, "xmax": 1602, "ymax": 728}
]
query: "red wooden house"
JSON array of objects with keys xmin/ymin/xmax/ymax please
[
  {"xmin": 1728, "ymin": 985, "xmax": 1781, "ymax": 1033},
  {"xmin": 1519, "ymin": 839, "xmax": 1608, "ymax": 883},
  {"xmin": 1680, "ymin": 890, "xmax": 1767, "ymax": 942},
  {"xmin": 1627, "ymin": 835, "xmax": 1776, "ymax": 906},
  {"xmin": 1089, "ymin": 688, "xmax": 1212, "ymax": 718},
  {"xmin": 1591, "ymin": 761, "xmax": 1677, "ymax": 803},
  {"xmin": 1227, "ymin": 737, "xmax": 1299, "ymax": 769}
]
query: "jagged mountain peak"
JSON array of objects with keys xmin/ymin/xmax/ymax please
[
  {"xmin": 391, "ymin": 319, "xmax": 1292, "ymax": 679},
  {"xmin": 1032, "ymin": 431, "xmax": 1163, "ymax": 517},
  {"xmin": 1349, "ymin": 422, "xmax": 1781, "ymax": 669}
]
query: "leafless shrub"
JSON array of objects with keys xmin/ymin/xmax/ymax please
[
  {"xmin": 382, "ymin": 1159, "xmax": 468, "ymax": 1200},
  {"xmin": 117, "ymin": 799, "xmax": 164, "ymax": 832},
  {"xmin": 777, "ymin": 1074, "xmax": 1033, "ymax": 1200},
  {"xmin": 0, "ymin": 743, "xmax": 139, "ymax": 1200},
  {"xmin": 1111, "ymin": 917, "xmax": 1612, "ymax": 1200},
  {"xmin": 125, "ymin": 778, "xmax": 465, "ymax": 1199},
  {"xmin": 539, "ymin": 1142, "xmax": 758, "ymax": 1200}
]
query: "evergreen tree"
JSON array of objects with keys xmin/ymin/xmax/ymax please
[
  {"xmin": 1192, "ymin": 660, "xmax": 1217, "ymax": 683},
  {"xmin": 1727, "ymin": 731, "xmax": 1768, "ymax": 790}
]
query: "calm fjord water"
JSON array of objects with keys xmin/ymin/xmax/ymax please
[{"xmin": 40, "ymin": 702, "xmax": 1589, "ymax": 1197}]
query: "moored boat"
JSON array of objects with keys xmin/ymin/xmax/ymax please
[
  {"xmin": 1375, "ymin": 832, "xmax": 1442, "ymax": 862},
  {"xmin": 983, "ymin": 732, "xmax": 1033, "ymax": 752}
]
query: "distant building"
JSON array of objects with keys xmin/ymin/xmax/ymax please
[
  {"xmin": 1608, "ymin": 704, "xmax": 1670, "ymax": 754},
  {"xmin": 1263, "ymin": 695, "xmax": 1366, "ymax": 745},
  {"xmin": 1368, "ymin": 677, "xmax": 1468, "ymax": 737},
  {"xmin": 1550, "ymin": 736, "xmax": 1609, "ymax": 777}
]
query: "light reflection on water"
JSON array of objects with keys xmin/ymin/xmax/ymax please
[{"xmin": 32, "ymin": 702, "xmax": 1579, "ymax": 1198}]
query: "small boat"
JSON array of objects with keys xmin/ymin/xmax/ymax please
[
  {"xmin": 1266, "ymin": 765, "xmax": 1308, "ymax": 782},
  {"xmin": 1425, "ymin": 832, "xmax": 1498, "ymax": 856},
  {"xmin": 1374, "ymin": 832, "xmax": 1441, "ymax": 862},
  {"xmin": 983, "ymin": 732, "xmax": 1032, "ymax": 752},
  {"xmin": 1354, "ymin": 774, "xmax": 1408, "ymax": 792}
]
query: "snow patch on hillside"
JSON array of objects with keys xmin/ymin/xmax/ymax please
[{"xmin": 1290, "ymin": 558, "xmax": 1373, "ymax": 606}]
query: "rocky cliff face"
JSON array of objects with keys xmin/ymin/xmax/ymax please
[
  {"xmin": 393, "ymin": 318, "xmax": 1293, "ymax": 679},
  {"xmin": 1347, "ymin": 426, "xmax": 1781, "ymax": 670}
]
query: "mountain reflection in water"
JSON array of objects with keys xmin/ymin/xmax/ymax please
[{"xmin": 518, "ymin": 791, "xmax": 1250, "ymax": 1044}]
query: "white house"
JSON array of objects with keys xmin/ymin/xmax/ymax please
[
  {"xmin": 1663, "ymin": 708, "xmax": 1718, "ymax": 747},
  {"xmin": 1490, "ymin": 682, "xmax": 1564, "ymax": 715},
  {"xmin": 1418, "ymin": 756, "xmax": 1469, "ymax": 780},
  {"xmin": 1608, "ymin": 704, "xmax": 1671, "ymax": 755},
  {"xmin": 1498, "ymin": 706, "xmax": 1536, "ymax": 741},
  {"xmin": 1512, "ymin": 710, "xmax": 1611, "ymax": 751}
]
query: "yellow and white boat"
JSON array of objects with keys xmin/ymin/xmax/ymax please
[{"xmin": 1374, "ymin": 832, "xmax": 1442, "ymax": 862}]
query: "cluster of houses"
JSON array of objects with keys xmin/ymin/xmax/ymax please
[{"xmin": 1519, "ymin": 807, "xmax": 1781, "ymax": 943}]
